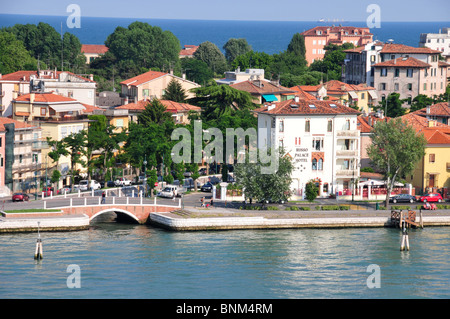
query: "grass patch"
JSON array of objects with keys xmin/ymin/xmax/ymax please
[{"xmin": 315, "ymin": 205, "xmax": 350, "ymax": 211}]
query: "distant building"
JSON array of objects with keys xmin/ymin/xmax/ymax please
[
  {"xmin": 120, "ymin": 71, "xmax": 200, "ymax": 104},
  {"xmin": 419, "ymin": 28, "xmax": 450, "ymax": 59},
  {"xmin": 412, "ymin": 102, "xmax": 450, "ymax": 125},
  {"xmin": 255, "ymin": 97, "xmax": 361, "ymax": 199},
  {"xmin": 400, "ymin": 113, "xmax": 450, "ymax": 194},
  {"xmin": 81, "ymin": 44, "xmax": 109, "ymax": 64},
  {"xmin": 0, "ymin": 117, "xmax": 43, "ymax": 196},
  {"xmin": 0, "ymin": 70, "xmax": 96, "ymax": 117},
  {"xmin": 295, "ymin": 80, "xmax": 378, "ymax": 114},
  {"xmin": 216, "ymin": 68, "xmax": 265, "ymax": 85},
  {"xmin": 115, "ymin": 99, "xmax": 201, "ymax": 125},
  {"xmin": 96, "ymin": 91, "xmax": 122, "ymax": 108},
  {"xmin": 300, "ymin": 25, "xmax": 373, "ymax": 65},
  {"xmin": 230, "ymin": 79, "xmax": 295, "ymax": 104},
  {"xmin": 179, "ymin": 45, "xmax": 199, "ymax": 59}
]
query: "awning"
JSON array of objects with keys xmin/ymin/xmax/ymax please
[
  {"xmin": 49, "ymin": 103, "xmax": 85, "ymax": 113},
  {"xmin": 262, "ymin": 94, "xmax": 278, "ymax": 102},
  {"xmin": 368, "ymin": 90, "xmax": 378, "ymax": 99},
  {"xmin": 348, "ymin": 91, "xmax": 358, "ymax": 99}
]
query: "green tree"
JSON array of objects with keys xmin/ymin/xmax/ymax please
[
  {"xmin": 146, "ymin": 169, "xmax": 158, "ymax": 196},
  {"xmin": 223, "ymin": 38, "xmax": 252, "ymax": 64},
  {"xmin": 194, "ymin": 41, "xmax": 228, "ymax": 75},
  {"xmin": 376, "ymin": 93, "xmax": 406, "ymax": 118},
  {"xmin": 367, "ymin": 118, "xmax": 427, "ymax": 209},
  {"xmin": 180, "ymin": 58, "xmax": 214, "ymax": 85},
  {"xmin": 105, "ymin": 21, "xmax": 180, "ymax": 74},
  {"xmin": 235, "ymin": 148, "xmax": 293, "ymax": 207},
  {"xmin": 0, "ymin": 31, "xmax": 37, "ymax": 74},
  {"xmin": 162, "ymin": 79, "xmax": 187, "ymax": 102},
  {"xmin": 189, "ymin": 84, "xmax": 256, "ymax": 121},
  {"xmin": 286, "ymin": 33, "xmax": 306, "ymax": 58},
  {"xmin": 410, "ymin": 94, "xmax": 434, "ymax": 112},
  {"xmin": 138, "ymin": 99, "xmax": 174, "ymax": 126},
  {"xmin": 231, "ymin": 51, "xmax": 274, "ymax": 75},
  {"xmin": 50, "ymin": 169, "xmax": 61, "ymax": 191},
  {"xmin": 309, "ymin": 42, "xmax": 355, "ymax": 81},
  {"xmin": 305, "ymin": 180, "xmax": 319, "ymax": 202}
]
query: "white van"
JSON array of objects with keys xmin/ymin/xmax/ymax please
[
  {"xmin": 158, "ymin": 185, "xmax": 179, "ymax": 198},
  {"xmin": 79, "ymin": 180, "xmax": 101, "ymax": 191}
]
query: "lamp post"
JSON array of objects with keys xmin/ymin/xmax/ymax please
[
  {"xmin": 352, "ymin": 160, "xmax": 361, "ymax": 202},
  {"xmin": 143, "ymin": 155, "xmax": 147, "ymax": 197}
]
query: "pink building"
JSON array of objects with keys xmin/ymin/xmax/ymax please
[{"xmin": 300, "ymin": 26, "xmax": 373, "ymax": 65}]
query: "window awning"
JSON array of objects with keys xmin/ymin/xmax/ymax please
[
  {"xmin": 49, "ymin": 103, "xmax": 85, "ymax": 113},
  {"xmin": 348, "ymin": 91, "xmax": 358, "ymax": 99},
  {"xmin": 262, "ymin": 94, "xmax": 278, "ymax": 102},
  {"xmin": 368, "ymin": 90, "xmax": 378, "ymax": 99}
]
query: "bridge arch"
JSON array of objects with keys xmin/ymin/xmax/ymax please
[{"xmin": 89, "ymin": 208, "xmax": 141, "ymax": 223}]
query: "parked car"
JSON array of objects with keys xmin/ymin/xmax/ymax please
[
  {"xmin": 12, "ymin": 193, "xmax": 29, "ymax": 202},
  {"xmin": 42, "ymin": 186, "xmax": 55, "ymax": 196},
  {"xmin": 78, "ymin": 180, "xmax": 89, "ymax": 191},
  {"xmin": 198, "ymin": 168, "xmax": 207, "ymax": 176},
  {"xmin": 419, "ymin": 193, "xmax": 443, "ymax": 203},
  {"xmin": 89, "ymin": 180, "xmax": 102, "ymax": 190},
  {"xmin": 201, "ymin": 182, "xmax": 213, "ymax": 192},
  {"xmin": 115, "ymin": 177, "xmax": 132, "ymax": 187},
  {"xmin": 389, "ymin": 194, "xmax": 417, "ymax": 203},
  {"xmin": 57, "ymin": 187, "xmax": 71, "ymax": 194},
  {"xmin": 106, "ymin": 181, "xmax": 115, "ymax": 188},
  {"xmin": 158, "ymin": 185, "xmax": 179, "ymax": 198}
]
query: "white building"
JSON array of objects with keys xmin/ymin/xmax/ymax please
[
  {"xmin": 0, "ymin": 70, "xmax": 96, "ymax": 117},
  {"xmin": 216, "ymin": 68, "xmax": 265, "ymax": 85},
  {"xmin": 255, "ymin": 97, "xmax": 361, "ymax": 199},
  {"xmin": 419, "ymin": 28, "xmax": 450, "ymax": 58}
]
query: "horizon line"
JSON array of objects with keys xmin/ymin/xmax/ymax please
[{"xmin": 1, "ymin": 13, "xmax": 449, "ymax": 24}]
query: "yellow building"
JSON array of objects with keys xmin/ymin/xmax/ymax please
[
  {"xmin": 298, "ymin": 80, "xmax": 378, "ymax": 114},
  {"xmin": 401, "ymin": 113, "xmax": 450, "ymax": 195}
]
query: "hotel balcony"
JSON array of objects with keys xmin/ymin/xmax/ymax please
[
  {"xmin": 336, "ymin": 130, "xmax": 360, "ymax": 139},
  {"xmin": 336, "ymin": 169, "xmax": 359, "ymax": 178},
  {"xmin": 335, "ymin": 149, "xmax": 359, "ymax": 158}
]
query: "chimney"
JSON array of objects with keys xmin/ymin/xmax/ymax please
[
  {"xmin": 89, "ymin": 74, "xmax": 94, "ymax": 81},
  {"xmin": 268, "ymin": 103, "xmax": 276, "ymax": 111},
  {"xmin": 124, "ymin": 96, "xmax": 128, "ymax": 105},
  {"xmin": 294, "ymin": 96, "xmax": 299, "ymax": 102},
  {"xmin": 428, "ymin": 120, "xmax": 435, "ymax": 127},
  {"xmin": 0, "ymin": 73, "xmax": 2, "ymax": 79},
  {"xmin": 182, "ymin": 73, "xmax": 186, "ymax": 80},
  {"xmin": 426, "ymin": 105, "xmax": 431, "ymax": 115},
  {"xmin": 170, "ymin": 69, "xmax": 173, "ymax": 75},
  {"xmin": 30, "ymin": 93, "xmax": 35, "ymax": 104}
]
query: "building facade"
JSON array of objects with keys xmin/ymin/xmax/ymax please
[
  {"xmin": 419, "ymin": 28, "xmax": 450, "ymax": 59},
  {"xmin": 300, "ymin": 26, "xmax": 373, "ymax": 65},
  {"xmin": 255, "ymin": 97, "xmax": 361, "ymax": 199}
]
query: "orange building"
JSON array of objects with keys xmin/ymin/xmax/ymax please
[{"xmin": 300, "ymin": 26, "xmax": 373, "ymax": 65}]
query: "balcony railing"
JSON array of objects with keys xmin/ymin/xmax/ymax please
[
  {"xmin": 336, "ymin": 169, "xmax": 359, "ymax": 178},
  {"xmin": 335, "ymin": 150, "xmax": 359, "ymax": 157},
  {"xmin": 336, "ymin": 130, "xmax": 360, "ymax": 138}
]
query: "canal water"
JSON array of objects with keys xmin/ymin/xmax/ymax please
[{"xmin": 0, "ymin": 219, "xmax": 449, "ymax": 299}]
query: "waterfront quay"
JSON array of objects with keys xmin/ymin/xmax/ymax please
[{"xmin": 1, "ymin": 192, "xmax": 450, "ymax": 232}]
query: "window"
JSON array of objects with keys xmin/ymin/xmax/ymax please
[
  {"xmin": 408, "ymin": 83, "xmax": 413, "ymax": 91},
  {"xmin": 394, "ymin": 83, "xmax": 399, "ymax": 91},
  {"xmin": 312, "ymin": 137, "xmax": 324, "ymax": 151},
  {"xmin": 327, "ymin": 120, "xmax": 332, "ymax": 132},
  {"xmin": 116, "ymin": 119, "xmax": 124, "ymax": 127},
  {"xmin": 429, "ymin": 154, "xmax": 435, "ymax": 163},
  {"xmin": 361, "ymin": 93, "xmax": 365, "ymax": 100},
  {"xmin": 312, "ymin": 49, "xmax": 317, "ymax": 54},
  {"xmin": 305, "ymin": 120, "xmax": 310, "ymax": 133},
  {"xmin": 423, "ymin": 83, "xmax": 427, "ymax": 91},
  {"xmin": 40, "ymin": 107, "xmax": 46, "ymax": 116},
  {"xmin": 279, "ymin": 139, "xmax": 284, "ymax": 149},
  {"xmin": 345, "ymin": 119, "xmax": 350, "ymax": 130},
  {"xmin": 407, "ymin": 69, "xmax": 413, "ymax": 77},
  {"xmin": 407, "ymin": 95, "xmax": 412, "ymax": 105},
  {"xmin": 380, "ymin": 68, "xmax": 388, "ymax": 77},
  {"xmin": 312, "ymin": 159, "xmax": 318, "ymax": 170},
  {"xmin": 143, "ymin": 89, "xmax": 149, "ymax": 97},
  {"xmin": 391, "ymin": 55, "xmax": 396, "ymax": 60},
  {"xmin": 379, "ymin": 83, "xmax": 386, "ymax": 91},
  {"xmin": 68, "ymin": 91, "xmax": 73, "ymax": 98},
  {"xmin": 19, "ymin": 154, "xmax": 23, "ymax": 163},
  {"xmin": 279, "ymin": 120, "xmax": 284, "ymax": 132},
  {"xmin": 318, "ymin": 158, "xmax": 323, "ymax": 170},
  {"xmin": 394, "ymin": 68, "xmax": 400, "ymax": 77}
]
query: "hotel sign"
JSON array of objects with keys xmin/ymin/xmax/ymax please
[{"xmin": 294, "ymin": 147, "xmax": 309, "ymax": 163}]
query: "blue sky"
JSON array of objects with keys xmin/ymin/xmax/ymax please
[{"xmin": 1, "ymin": 0, "xmax": 449, "ymax": 21}]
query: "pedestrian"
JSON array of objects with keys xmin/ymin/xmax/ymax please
[
  {"xmin": 101, "ymin": 191, "xmax": 106, "ymax": 204},
  {"xmin": 210, "ymin": 198, "xmax": 214, "ymax": 207},
  {"xmin": 201, "ymin": 197, "xmax": 205, "ymax": 207}
]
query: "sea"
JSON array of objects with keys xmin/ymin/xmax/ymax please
[{"xmin": 0, "ymin": 14, "xmax": 449, "ymax": 54}]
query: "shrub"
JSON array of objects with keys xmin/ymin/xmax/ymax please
[
  {"xmin": 288, "ymin": 206, "xmax": 299, "ymax": 211},
  {"xmin": 267, "ymin": 206, "xmax": 279, "ymax": 210}
]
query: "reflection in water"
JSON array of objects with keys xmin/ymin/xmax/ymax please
[{"xmin": 0, "ymin": 223, "xmax": 449, "ymax": 299}]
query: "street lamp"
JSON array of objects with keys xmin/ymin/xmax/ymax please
[
  {"xmin": 143, "ymin": 155, "xmax": 147, "ymax": 197},
  {"xmin": 352, "ymin": 160, "xmax": 361, "ymax": 202}
]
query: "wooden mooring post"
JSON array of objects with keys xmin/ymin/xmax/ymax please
[
  {"xmin": 34, "ymin": 221, "xmax": 43, "ymax": 260},
  {"xmin": 400, "ymin": 219, "xmax": 410, "ymax": 251}
]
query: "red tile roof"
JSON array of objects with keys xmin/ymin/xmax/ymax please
[
  {"xmin": 297, "ymin": 80, "xmax": 375, "ymax": 95},
  {"xmin": 14, "ymin": 92, "xmax": 77, "ymax": 103},
  {"xmin": 0, "ymin": 117, "xmax": 38, "ymax": 131},
  {"xmin": 300, "ymin": 26, "xmax": 373, "ymax": 37},
  {"xmin": 373, "ymin": 57, "xmax": 431, "ymax": 68},
  {"xmin": 421, "ymin": 129, "xmax": 450, "ymax": 144},
  {"xmin": 115, "ymin": 99, "xmax": 200, "ymax": 113},
  {"xmin": 230, "ymin": 80, "xmax": 294, "ymax": 95},
  {"xmin": 0, "ymin": 70, "xmax": 94, "ymax": 83},
  {"xmin": 179, "ymin": 45, "xmax": 199, "ymax": 56},
  {"xmin": 400, "ymin": 113, "xmax": 450, "ymax": 140},
  {"xmin": 81, "ymin": 103, "xmax": 102, "ymax": 114},
  {"xmin": 380, "ymin": 43, "xmax": 441, "ymax": 55},
  {"xmin": 413, "ymin": 102, "xmax": 450, "ymax": 118},
  {"xmin": 120, "ymin": 71, "xmax": 168, "ymax": 87},
  {"xmin": 254, "ymin": 99, "xmax": 360, "ymax": 116},
  {"xmin": 81, "ymin": 44, "xmax": 109, "ymax": 54},
  {"xmin": 287, "ymin": 86, "xmax": 316, "ymax": 100}
]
